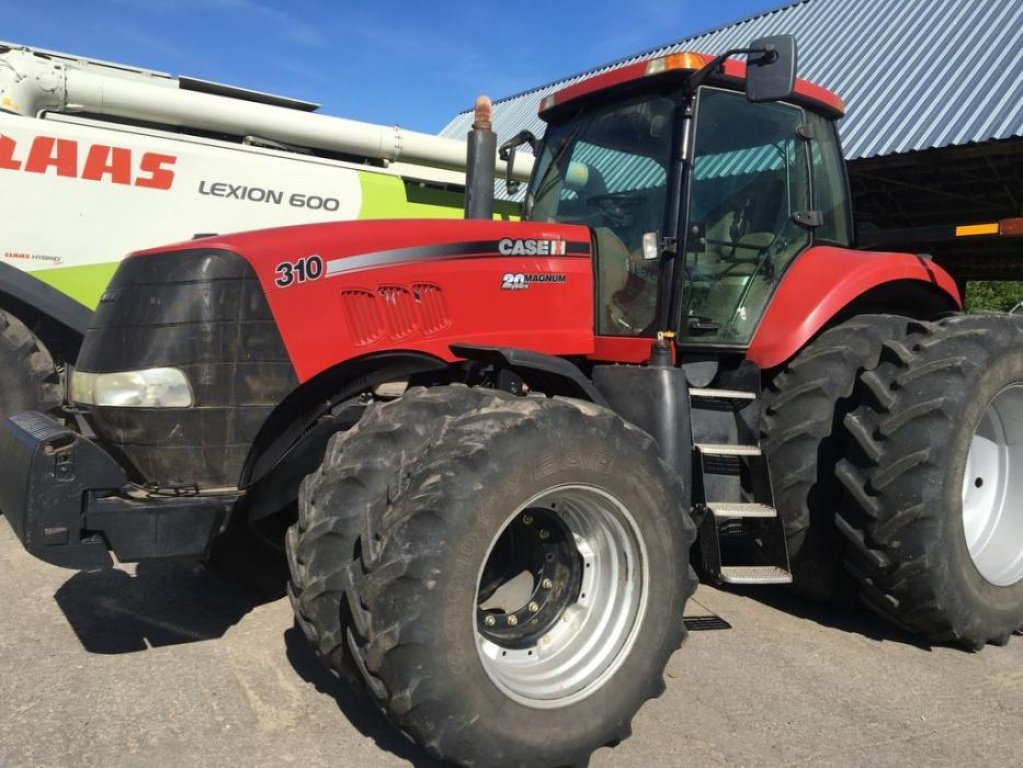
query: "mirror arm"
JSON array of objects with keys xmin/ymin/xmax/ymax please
[
  {"xmin": 499, "ymin": 130, "xmax": 538, "ymax": 160},
  {"xmin": 685, "ymin": 46, "xmax": 772, "ymax": 94},
  {"xmin": 498, "ymin": 130, "xmax": 538, "ymax": 197}
]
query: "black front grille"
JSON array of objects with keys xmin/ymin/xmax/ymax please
[{"xmin": 76, "ymin": 249, "xmax": 298, "ymax": 490}]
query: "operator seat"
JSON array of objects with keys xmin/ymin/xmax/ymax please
[{"xmin": 595, "ymin": 227, "xmax": 657, "ymax": 334}]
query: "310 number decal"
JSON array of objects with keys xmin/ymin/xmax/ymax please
[{"xmin": 275, "ymin": 254, "xmax": 324, "ymax": 288}]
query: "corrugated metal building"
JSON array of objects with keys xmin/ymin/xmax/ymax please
[{"xmin": 440, "ymin": 0, "xmax": 1023, "ymax": 281}]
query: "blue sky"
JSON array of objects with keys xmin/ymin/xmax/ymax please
[{"xmin": 3, "ymin": 1, "xmax": 771, "ymax": 132}]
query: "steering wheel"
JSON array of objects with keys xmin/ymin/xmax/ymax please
[{"xmin": 729, "ymin": 198, "xmax": 752, "ymax": 241}]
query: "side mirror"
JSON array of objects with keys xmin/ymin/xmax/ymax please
[
  {"xmin": 745, "ymin": 34, "xmax": 797, "ymax": 103},
  {"xmin": 499, "ymin": 130, "xmax": 538, "ymax": 195}
]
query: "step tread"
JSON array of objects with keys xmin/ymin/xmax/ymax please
[
  {"xmin": 719, "ymin": 565, "xmax": 793, "ymax": 585},
  {"xmin": 690, "ymin": 387, "xmax": 757, "ymax": 400},
  {"xmin": 695, "ymin": 442, "xmax": 762, "ymax": 457},
  {"xmin": 708, "ymin": 502, "xmax": 777, "ymax": 519}
]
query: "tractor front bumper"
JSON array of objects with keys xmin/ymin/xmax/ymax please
[{"xmin": 0, "ymin": 411, "xmax": 232, "ymax": 570}]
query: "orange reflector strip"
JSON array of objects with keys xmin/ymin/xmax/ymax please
[
  {"xmin": 1000, "ymin": 217, "xmax": 1023, "ymax": 237},
  {"xmin": 956, "ymin": 222, "xmax": 1000, "ymax": 237}
]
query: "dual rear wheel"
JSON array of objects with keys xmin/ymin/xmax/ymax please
[
  {"xmin": 766, "ymin": 313, "xmax": 1023, "ymax": 648},
  {"xmin": 835, "ymin": 314, "xmax": 1023, "ymax": 648}
]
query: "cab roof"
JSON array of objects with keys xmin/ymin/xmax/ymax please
[{"xmin": 539, "ymin": 51, "xmax": 845, "ymax": 119}]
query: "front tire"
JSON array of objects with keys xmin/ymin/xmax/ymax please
[
  {"xmin": 836, "ymin": 315, "xmax": 1023, "ymax": 648},
  {"xmin": 288, "ymin": 386, "xmax": 697, "ymax": 766}
]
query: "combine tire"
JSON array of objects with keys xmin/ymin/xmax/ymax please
[
  {"xmin": 762, "ymin": 314, "xmax": 911, "ymax": 601},
  {"xmin": 287, "ymin": 385, "xmax": 697, "ymax": 766},
  {"xmin": 836, "ymin": 314, "xmax": 1023, "ymax": 649},
  {"xmin": 0, "ymin": 309, "xmax": 60, "ymax": 420}
]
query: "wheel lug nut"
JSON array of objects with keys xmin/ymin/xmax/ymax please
[
  {"xmin": 507, "ymin": 615, "xmax": 519, "ymax": 627},
  {"xmin": 539, "ymin": 529, "xmax": 550, "ymax": 540},
  {"xmin": 541, "ymin": 578, "xmax": 553, "ymax": 589},
  {"xmin": 484, "ymin": 615, "xmax": 496, "ymax": 627},
  {"xmin": 528, "ymin": 601, "xmax": 540, "ymax": 613},
  {"xmin": 522, "ymin": 514, "xmax": 533, "ymax": 525}
]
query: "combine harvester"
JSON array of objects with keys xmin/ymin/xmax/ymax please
[{"xmin": 0, "ymin": 41, "xmax": 526, "ymax": 418}]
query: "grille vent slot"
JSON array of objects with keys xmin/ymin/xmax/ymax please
[
  {"xmin": 340, "ymin": 289, "xmax": 385, "ymax": 346},
  {"xmin": 340, "ymin": 283, "xmax": 451, "ymax": 346}
]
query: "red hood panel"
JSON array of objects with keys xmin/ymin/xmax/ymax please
[{"xmin": 142, "ymin": 219, "xmax": 596, "ymax": 382}]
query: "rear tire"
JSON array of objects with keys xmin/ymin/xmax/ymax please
[
  {"xmin": 0, "ymin": 309, "xmax": 60, "ymax": 420},
  {"xmin": 836, "ymin": 314, "xmax": 1023, "ymax": 649},
  {"xmin": 287, "ymin": 386, "xmax": 697, "ymax": 766},
  {"xmin": 762, "ymin": 314, "xmax": 911, "ymax": 602}
]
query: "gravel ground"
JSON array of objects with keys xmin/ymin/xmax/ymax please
[{"xmin": 1, "ymin": 521, "xmax": 1021, "ymax": 767}]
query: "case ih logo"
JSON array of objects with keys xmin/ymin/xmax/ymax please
[
  {"xmin": 497, "ymin": 238, "xmax": 568, "ymax": 256},
  {"xmin": 0, "ymin": 134, "xmax": 177, "ymax": 190}
]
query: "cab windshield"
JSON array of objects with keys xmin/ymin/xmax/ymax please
[{"xmin": 528, "ymin": 93, "xmax": 677, "ymax": 335}]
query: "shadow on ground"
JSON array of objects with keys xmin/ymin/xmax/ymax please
[
  {"xmin": 284, "ymin": 624, "xmax": 445, "ymax": 768},
  {"xmin": 723, "ymin": 582, "xmax": 942, "ymax": 651},
  {"xmin": 51, "ymin": 553, "xmax": 442, "ymax": 764},
  {"xmin": 53, "ymin": 560, "xmax": 269, "ymax": 654}
]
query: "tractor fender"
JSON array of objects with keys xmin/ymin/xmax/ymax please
[
  {"xmin": 241, "ymin": 346, "xmax": 600, "ymax": 523},
  {"xmin": 0, "ymin": 261, "xmax": 91, "ymax": 362},
  {"xmin": 450, "ymin": 344, "xmax": 607, "ymax": 405},
  {"xmin": 242, "ymin": 350, "xmax": 450, "ymax": 493},
  {"xmin": 748, "ymin": 246, "xmax": 961, "ymax": 370}
]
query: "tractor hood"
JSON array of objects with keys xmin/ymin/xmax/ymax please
[
  {"xmin": 74, "ymin": 218, "xmax": 594, "ymax": 489},
  {"xmin": 135, "ymin": 218, "xmax": 597, "ymax": 383}
]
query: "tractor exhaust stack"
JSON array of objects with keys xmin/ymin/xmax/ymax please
[{"xmin": 464, "ymin": 95, "xmax": 497, "ymax": 219}]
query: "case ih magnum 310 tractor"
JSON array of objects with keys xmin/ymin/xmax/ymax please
[{"xmin": 3, "ymin": 36, "xmax": 1022, "ymax": 766}]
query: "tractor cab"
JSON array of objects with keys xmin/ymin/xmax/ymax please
[{"xmin": 513, "ymin": 39, "xmax": 850, "ymax": 346}]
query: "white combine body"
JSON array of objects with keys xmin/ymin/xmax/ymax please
[{"xmin": 0, "ymin": 41, "xmax": 529, "ymax": 310}]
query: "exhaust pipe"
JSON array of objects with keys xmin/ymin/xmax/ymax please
[{"xmin": 464, "ymin": 96, "xmax": 496, "ymax": 220}]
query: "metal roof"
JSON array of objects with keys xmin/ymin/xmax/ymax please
[{"xmin": 439, "ymin": 0, "xmax": 1023, "ymax": 162}]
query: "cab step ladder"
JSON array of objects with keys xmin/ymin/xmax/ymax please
[{"xmin": 690, "ymin": 384, "xmax": 792, "ymax": 585}]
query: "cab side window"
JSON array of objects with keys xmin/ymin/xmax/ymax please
[{"xmin": 680, "ymin": 88, "xmax": 810, "ymax": 344}]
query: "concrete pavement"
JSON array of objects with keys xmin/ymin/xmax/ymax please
[{"xmin": 1, "ymin": 522, "xmax": 1021, "ymax": 767}]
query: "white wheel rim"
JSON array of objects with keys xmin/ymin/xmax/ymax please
[
  {"xmin": 962, "ymin": 384, "xmax": 1023, "ymax": 587},
  {"xmin": 474, "ymin": 484, "xmax": 649, "ymax": 709}
]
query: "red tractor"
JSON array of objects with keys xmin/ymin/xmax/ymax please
[{"xmin": 3, "ymin": 36, "xmax": 1021, "ymax": 767}]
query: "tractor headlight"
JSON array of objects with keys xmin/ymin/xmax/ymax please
[{"xmin": 71, "ymin": 368, "xmax": 194, "ymax": 408}]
